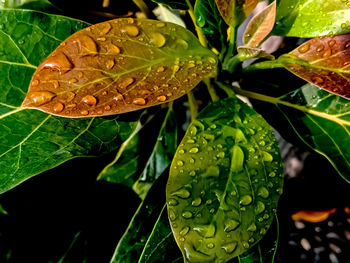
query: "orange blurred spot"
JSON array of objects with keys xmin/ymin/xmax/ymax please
[
  {"xmin": 291, "ymin": 208, "xmax": 337, "ymax": 223},
  {"xmin": 345, "ymin": 206, "xmax": 350, "ymax": 214}
]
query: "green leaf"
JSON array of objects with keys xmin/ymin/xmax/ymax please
[
  {"xmin": 0, "ymin": 9, "xmax": 138, "ymax": 193},
  {"xmin": 237, "ymin": 47, "xmax": 275, "ymax": 60},
  {"xmin": 240, "ymin": 69, "xmax": 350, "ymax": 182},
  {"xmin": 151, "ymin": 0, "xmax": 193, "ymax": 10},
  {"xmin": 111, "ymin": 173, "xmax": 181, "ymax": 263},
  {"xmin": 22, "ymin": 18, "xmax": 218, "ymax": 117},
  {"xmin": 0, "ymin": 203, "xmax": 8, "ymax": 215},
  {"xmin": 166, "ymin": 97, "xmax": 284, "ymax": 262},
  {"xmin": 194, "ymin": 0, "xmax": 227, "ymax": 52},
  {"xmin": 273, "ymin": 0, "xmax": 350, "ymax": 37},
  {"xmin": 153, "ymin": 4, "xmax": 186, "ymax": 28},
  {"xmin": 133, "ymin": 105, "xmax": 177, "ymax": 199}
]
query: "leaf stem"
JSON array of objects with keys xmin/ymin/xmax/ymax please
[
  {"xmin": 243, "ymin": 60, "xmax": 284, "ymax": 72},
  {"xmin": 185, "ymin": 0, "xmax": 208, "ymax": 48},
  {"xmin": 132, "ymin": 0, "xmax": 151, "ymax": 17},
  {"xmin": 215, "ymin": 81, "xmax": 236, "ymax": 97},
  {"xmin": 187, "ymin": 91, "xmax": 199, "ymax": 121},
  {"xmin": 204, "ymin": 78, "xmax": 219, "ymax": 102}
]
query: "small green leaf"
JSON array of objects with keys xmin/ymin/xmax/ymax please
[
  {"xmin": 243, "ymin": 1, "xmax": 276, "ymax": 48},
  {"xmin": 194, "ymin": 0, "xmax": 227, "ymax": 51},
  {"xmin": 166, "ymin": 97, "xmax": 284, "ymax": 262},
  {"xmin": 237, "ymin": 46, "xmax": 275, "ymax": 60},
  {"xmin": 0, "ymin": 9, "xmax": 138, "ymax": 193},
  {"xmin": 22, "ymin": 18, "xmax": 217, "ymax": 117},
  {"xmin": 273, "ymin": 0, "xmax": 350, "ymax": 37}
]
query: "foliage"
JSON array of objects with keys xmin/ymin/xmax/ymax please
[{"xmin": 0, "ymin": 0, "xmax": 349, "ymax": 262}]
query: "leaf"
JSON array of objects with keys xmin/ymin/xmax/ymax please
[
  {"xmin": 281, "ymin": 35, "xmax": 350, "ymax": 99},
  {"xmin": 22, "ymin": 18, "xmax": 217, "ymax": 117},
  {"xmin": 272, "ymin": 0, "xmax": 350, "ymax": 37},
  {"xmin": 0, "ymin": 203, "xmax": 8, "ymax": 215},
  {"xmin": 111, "ymin": 172, "xmax": 181, "ymax": 263},
  {"xmin": 0, "ymin": 9, "xmax": 138, "ymax": 193},
  {"xmin": 240, "ymin": 69, "xmax": 350, "ymax": 182},
  {"xmin": 215, "ymin": 0, "xmax": 259, "ymax": 27},
  {"xmin": 166, "ymin": 97, "xmax": 284, "ymax": 262},
  {"xmin": 133, "ymin": 105, "xmax": 177, "ymax": 199},
  {"xmin": 243, "ymin": 1, "xmax": 276, "ymax": 48},
  {"xmin": 153, "ymin": 4, "xmax": 186, "ymax": 28},
  {"xmin": 194, "ymin": 0, "xmax": 227, "ymax": 51},
  {"xmin": 237, "ymin": 46, "xmax": 274, "ymax": 60},
  {"xmin": 151, "ymin": 0, "xmax": 193, "ymax": 10}
]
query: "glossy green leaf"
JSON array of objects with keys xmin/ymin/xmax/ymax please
[
  {"xmin": 111, "ymin": 173, "xmax": 181, "ymax": 263},
  {"xmin": 273, "ymin": 0, "xmax": 350, "ymax": 37},
  {"xmin": 194, "ymin": 0, "xmax": 227, "ymax": 51},
  {"xmin": 0, "ymin": 9, "xmax": 138, "ymax": 193},
  {"xmin": 240, "ymin": 69, "xmax": 350, "ymax": 182},
  {"xmin": 133, "ymin": 105, "xmax": 177, "ymax": 199},
  {"xmin": 22, "ymin": 18, "xmax": 217, "ymax": 117},
  {"xmin": 237, "ymin": 46, "xmax": 275, "ymax": 60},
  {"xmin": 151, "ymin": 0, "xmax": 193, "ymax": 10},
  {"xmin": 166, "ymin": 97, "xmax": 284, "ymax": 262}
]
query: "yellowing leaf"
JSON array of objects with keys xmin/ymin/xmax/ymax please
[
  {"xmin": 237, "ymin": 46, "xmax": 274, "ymax": 60},
  {"xmin": 243, "ymin": 1, "xmax": 276, "ymax": 48},
  {"xmin": 282, "ymin": 35, "xmax": 350, "ymax": 99},
  {"xmin": 215, "ymin": 0, "xmax": 258, "ymax": 27},
  {"xmin": 22, "ymin": 18, "xmax": 217, "ymax": 117}
]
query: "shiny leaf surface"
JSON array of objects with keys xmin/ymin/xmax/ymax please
[
  {"xmin": 0, "ymin": 9, "xmax": 137, "ymax": 193},
  {"xmin": 22, "ymin": 18, "xmax": 218, "ymax": 117},
  {"xmin": 243, "ymin": 1, "xmax": 276, "ymax": 48},
  {"xmin": 166, "ymin": 97, "xmax": 284, "ymax": 262},
  {"xmin": 237, "ymin": 46, "xmax": 274, "ymax": 60},
  {"xmin": 215, "ymin": 0, "xmax": 258, "ymax": 27},
  {"xmin": 151, "ymin": 0, "xmax": 192, "ymax": 10},
  {"xmin": 240, "ymin": 69, "xmax": 350, "ymax": 181},
  {"xmin": 273, "ymin": 0, "xmax": 350, "ymax": 37},
  {"xmin": 194, "ymin": 0, "xmax": 227, "ymax": 51},
  {"xmin": 282, "ymin": 35, "xmax": 350, "ymax": 99}
]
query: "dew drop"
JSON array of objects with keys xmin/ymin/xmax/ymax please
[
  {"xmin": 52, "ymin": 80, "xmax": 59, "ymax": 89},
  {"xmin": 311, "ymin": 76, "xmax": 324, "ymax": 84},
  {"xmin": 81, "ymin": 110, "xmax": 89, "ymax": 116},
  {"xmin": 176, "ymin": 39, "xmax": 188, "ymax": 49},
  {"xmin": 97, "ymin": 37, "xmax": 106, "ymax": 41},
  {"xmin": 224, "ymin": 219, "xmax": 240, "ymax": 232},
  {"xmin": 322, "ymin": 49, "xmax": 332, "ymax": 58},
  {"xmin": 182, "ymin": 211, "xmax": 193, "ymax": 219},
  {"xmin": 345, "ymin": 41, "xmax": 350, "ymax": 49},
  {"xmin": 168, "ymin": 198, "xmax": 178, "ymax": 206},
  {"xmin": 69, "ymin": 78, "xmax": 78, "ymax": 84},
  {"xmin": 119, "ymin": 77, "xmax": 135, "ymax": 89},
  {"xmin": 40, "ymin": 52, "xmax": 73, "ymax": 74},
  {"xmin": 258, "ymin": 187, "xmax": 270, "ymax": 199},
  {"xmin": 240, "ymin": 195, "xmax": 252, "ymax": 206},
  {"xmin": 242, "ymin": 241, "xmax": 249, "ymax": 249},
  {"xmin": 169, "ymin": 208, "xmax": 176, "ymax": 221},
  {"xmin": 190, "ymin": 126, "xmax": 197, "ymax": 136},
  {"xmin": 82, "ymin": 95, "xmax": 97, "ymax": 106},
  {"xmin": 247, "ymin": 223, "xmax": 257, "ymax": 232},
  {"xmin": 177, "ymin": 160, "xmax": 184, "ymax": 166},
  {"xmin": 77, "ymin": 35, "xmax": 98, "ymax": 53},
  {"xmin": 32, "ymin": 79, "xmax": 40, "ymax": 86},
  {"xmin": 149, "ymin": 32, "xmax": 166, "ymax": 47},
  {"xmin": 262, "ymin": 151, "xmax": 273, "ymax": 162},
  {"xmin": 133, "ymin": 98, "xmax": 146, "ymax": 106},
  {"xmin": 180, "ymin": 226, "xmax": 190, "ymax": 236},
  {"xmin": 189, "ymin": 147, "xmax": 199, "ymax": 153},
  {"xmin": 172, "ymin": 189, "xmax": 191, "ymax": 199},
  {"xmin": 157, "ymin": 66, "xmax": 165, "ymax": 72},
  {"xmin": 157, "ymin": 95, "xmax": 167, "ymax": 102},
  {"xmin": 106, "ymin": 59, "xmax": 115, "ymax": 69},
  {"xmin": 108, "ymin": 44, "xmax": 120, "ymax": 54},
  {"xmin": 207, "ymin": 243, "xmax": 215, "ymax": 249},
  {"xmin": 105, "ymin": 105, "xmax": 111, "ymax": 111},
  {"xmin": 192, "ymin": 197, "xmax": 202, "ymax": 207},
  {"xmin": 255, "ymin": 201, "xmax": 265, "ymax": 214},
  {"xmin": 269, "ymin": 172, "xmax": 276, "ymax": 177},
  {"xmin": 316, "ymin": 45, "xmax": 325, "ymax": 52},
  {"xmin": 328, "ymin": 39, "xmax": 336, "ymax": 47},
  {"xmin": 123, "ymin": 25, "xmax": 140, "ymax": 37},
  {"xmin": 222, "ymin": 242, "xmax": 237, "ymax": 254},
  {"xmin": 100, "ymin": 22, "xmax": 112, "ymax": 35},
  {"xmin": 298, "ymin": 43, "xmax": 310, "ymax": 53},
  {"xmin": 156, "ymin": 22, "xmax": 166, "ymax": 28},
  {"xmin": 193, "ymin": 224, "xmax": 216, "ymax": 238},
  {"xmin": 29, "ymin": 91, "xmax": 56, "ymax": 106},
  {"xmin": 53, "ymin": 102, "xmax": 64, "ymax": 113}
]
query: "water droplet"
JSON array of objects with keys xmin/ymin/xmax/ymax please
[
  {"xmin": 192, "ymin": 197, "xmax": 202, "ymax": 207},
  {"xmin": 217, "ymin": 152, "xmax": 225, "ymax": 158},
  {"xmin": 328, "ymin": 40, "xmax": 336, "ymax": 47},
  {"xmin": 168, "ymin": 198, "xmax": 178, "ymax": 206},
  {"xmin": 77, "ymin": 35, "xmax": 98, "ymax": 53},
  {"xmin": 207, "ymin": 57, "xmax": 217, "ymax": 64},
  {"xmin": 178, "ymin": 149, "xmax": 185, "ymax": 154},
  {"xmin": 255, "ymin": 201, "xmax": 265, "ymax": 214},
  {"xmin": 177, "ymin": 160, "xmax": 184, "ymax": 166},
  {"xmin": 100, "ymin": 22, "xmax": 112, "ymax": 34},
  {"xmin": 32, "ymin": 79, "xmax": 40, "ymax": 86},
  {"xmin": 123, "ymin": 25, "xmax": 140, "ymax": 37},
  {"xmin": 259, "ymin": 140, "xmax": 266, "ymax": 146},
  {"xmin": 179, "ymin": 237, "xmax": 185, "ymax": 242},
  {"xmin": 157, "ymin": 66, "xmax": 165, "ymax": 73},
  {"xmin": 29, "ymin": 91, "xmax": 56, "ymax": 106},
  {"xmin": 298, "ymin": 43, "xmax": 310, "ymax": 53},
  {"xmin": 269, "ymin": 172, "xmax": 276, "ymax": 177},
  {"xmin": 322, "ymin": 49, "xmax": 332, "ymax": 58},
  {"xmin": 133, "ymin": 98, "xmax": 146, "ymax": 106},
  {"xmin": 247, "ymin": 223, "xmax": 257, "ymax": 232},
  {"xmin": 180, "ymin": 226, "xmax": 190, "ymax": 236},
  {"xmin": 53, "ymin": 102, "xmax": 64, "ymax": 113},
  {"xmin": 156, "ymin": 22, "xmax": 166, "ymax": 28},
  {"xmin": 40, "ymin": 52, "xmax": 73, "ymax": 74},
  {"xmin": 193, "ymin": 224, "xmax": 216, "ymax": 238},
  {"xmin": 189, "ymin": 147, "xmax": 199, "ymax": 153},
  {"xmin": 97, "ymin": 37, "xmax": 106, "ymax": 41},
  {"xmin": 222, "ymin": 242, "xmax": 237, "ymax": 254},
  {"xmin": 105, "ymin": 105, "xmax": 111, "ymax": 111},
  {"xmin": 169, "ymin": 208, "xmax": 176, "ymax": 221},
  {"xmin": 206, "ymin": 199, "xmax": 213, "ymax": 205},
  {"xmin": 345, "ymin": 41, "xmax": 350, "ymax": 49},
  {"xmin": 240, "ymin": 195, "xmax": 252, "ymax": 206},
  {"xmin": 119, "ymin": 77, "xmax": 135, "ymax": 89},
  {"xmin": 149, "ymin": 32, "xmax": 166, "ymax": 47},
  {"xmin": 106, "ymin": 59, "xmax": 115, "ymax": 69},
  {"xmin": 207, "ymin": 243, "xmax": 215, "ymax": 249},
  {"xmin": 69, "ymin": 78, "xmax": 78, "ymax": 84},
  {"xmin": 157, "ymin": 95, "xmax": 167, "ymax": 102},
  {"xmin": 224, "ymin": 219, "xmax": 240, "ymax": 232},
  {"xmin": 82, "ymin": 95, "xmax": 97, "ymax": 106},
  {"xmin": 311, "ymin": 76, "xmax": 324, "ymax": 84},
  {"xmin": 176, "ymin": 39, "xmax": 188, "ymax": 49},
  {"xmin": 316, "ymin": 45, "xmax": 325, "ymax": 52},
  {"xmin": 258, "ymin": 187, "xmax": 269, "ymax": 199},
  {"xmin": 242, "ymin": 241, "xmax": 249, "ymax": 249},
  {"xmin": 262, "ymin": 151, "xmax": 273, "ymax": 162},
  {"xmin": 108, "ymin": 44, "xmax": 120, "ymax": 54},
  {"xmin": 182, "ymin": 211, "xmax": 193, "ymax": 219},
  {"xmin": 203, "ymin": 166, "xmax": 220, "ymax": 177},
  {"xmin": 189, "ymin": 171, "xmax": 196, "ymax": 176},
  {"xmin": 81, "ymin": 110, "xmax": 89, "ymax": 116},
  {"xmin": 172, "ymin": 189, "xmax": 191, "ymax": 199}
]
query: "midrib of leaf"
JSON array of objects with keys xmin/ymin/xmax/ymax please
[
  {"xmin": 16, "ymin": 20, "xmax": 63, "ymax": 42},
  {"xmin": 0, "ymin": 60, "xmax": 37, "ymax": 69}
]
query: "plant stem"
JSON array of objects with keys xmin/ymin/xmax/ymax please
[
  {"xmin": 204, "ymin": 78, "xmax": 219, "ymax": 102},
  {"xmin": 132, "ymin": 0, "xmax": 151, "ymax": 18},
  {"xmin": 243, "ymin": 60, "xmax": 284, "ymax": 72},
  {"xmin": 187, "ymin": 91, "xmax": 198, "ymax": 121},
  {"xmin": 215, "ymin": 81, "xmax": 236, "ymax": 97},
  {"xmin": 185, "ymin": 0, "xmax": 208, "ymax": 48}
]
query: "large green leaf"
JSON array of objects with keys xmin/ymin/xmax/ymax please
[
  {"xmin": 273, "ymin": 0, "xmax": 350, "ymax": 37},
  {"xmin": 0, "ymin": 9, "xmax": 138, "ymax": 193},
  {"xmin": 166, "ymin": 97, "xmax": 284, "ymax": 262},
  {"xmin": 194, "ymin": 0, "xmax": 227, "ymax": 52},
  {"xmin": 111, "ymin": 173, "xmax": 181, "ymax": 263},
  {"xmin": 240, "ymin": 69, "xmax": 350, "ymax": 182}
]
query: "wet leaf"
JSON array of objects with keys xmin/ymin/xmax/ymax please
[
  {"xmin": 194, "ymin": 0, "xmax": 227, "ymax": 52},
  {"xmin": 243, "ymin": 1, "xmax": 276, "ymax": 48},
  {"xmin": 215, "ymin": 0, "xmax": 258, "ymax": 27},
  {"xmin": 166, "ymin": 97, "xmax": 284, "ymax": 262},
  {"xmin": 153, "ymin": 4, "xmax": 186, "ymax": 28},
  {"xmin": 22, "ymin": 18, "xmax": 217, "ymax": 117},
  {"xmin": 273, "ymin": 0, "xmax": 350, "ymax": 37},
  {"xmin": 0, "ymin": 9, "xmax": 138, "ymax": 193},
  {"xmin": 237, "ymin": 46, "xmax": 274, "ymax": 60},
  {"xmin": 282, "ymin": 35, "xmax": 350, "ymax": 99},
  {"xmin": 240, "ymin": 69, "xmax": 350, "ymax": 182},
  {"xmin": 151, "ymin": 0, "xmax": 194, "ymax": 10},
  {"xmin": 133, "ymin": 105, "xmax": 177, "ymax": 199},
  {"xmin": 111, "ymin": 172, "xmax": 181, "ymax": 263}
]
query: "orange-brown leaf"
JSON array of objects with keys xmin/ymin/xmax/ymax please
[
  {"xmin": 243, "ymin": 1, "xmax": 276, "ymax": 48},
  {"xmin": 216, "ymin": 0, "xmax": 258, "ymax": 27},
  {"xmin": 22, "ymin": 18, "xmax": 217, "ymax": 117},
  {"xmin": 283, "ymin": 35, "xmax": 350, "ymax": 99},
  {"xmin": 291, "ymin": 208, "xmax": 336, "ymax": 223}
]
